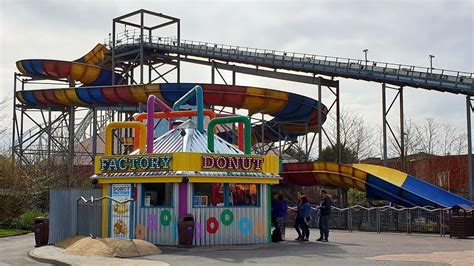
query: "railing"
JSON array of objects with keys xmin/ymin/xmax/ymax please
[
  {"xmin": 76, "ymin": 196, "xmax": 134, "ymax": 238},
  {"xmin": 104, "ymin": 30, "xmax": 473, "ymax": 94},
  {"xmin": 287, "ymin": 205, "xmax": 451, "ymax": 236}
]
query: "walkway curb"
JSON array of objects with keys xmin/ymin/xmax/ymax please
[
  {"xmin": 28, "ymin": 246, "xmax": 170, "ymax": 266},
  {"xmin": 28, "ymin": 247, "xmax": 69, "ymax": 265}
]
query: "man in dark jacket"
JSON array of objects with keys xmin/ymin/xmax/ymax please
[{"xmin": 316, "ymin": 190, "xmax": 332, "ymax": 242}]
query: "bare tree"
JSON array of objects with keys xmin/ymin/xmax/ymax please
[
  {"xmin": 386, "ymin": 117, "xmax": 467, "ymax": 157},
  {"xmin": 387, "ymin": 118, "xmax": 421, "ymax": 158},
  {"xmin": 0, "ymin": 97, "xmax": 8, "ymax": 136},
  {"xmin": 416, "ymin": 118, "xmax": 438, "ymax": 155},
  {"xmin": 323, "ymin": 108, "xmax": 377, "ymax": 161}
]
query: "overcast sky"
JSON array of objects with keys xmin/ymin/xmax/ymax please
[{"xmin": 0, "ymin": 0, "xmax": 472, "ymax": 151}]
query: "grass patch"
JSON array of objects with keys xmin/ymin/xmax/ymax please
[{"xmin": 0, "ymin": 228, "xmax": 31, "ymax": 237}]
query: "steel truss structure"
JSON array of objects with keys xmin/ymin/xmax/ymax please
[{"xmin": 11, "ymin": 9, "xmax": 473, "ymax": 200}]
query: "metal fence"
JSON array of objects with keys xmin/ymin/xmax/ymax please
[
  {"xmin": 49, "ymin": 188, "xmax": 102, "ymax": 244},
  {"xmin": 287, "ymin": 205, "xmax": 450, "ymax": 236},
  {"xmin": 77, "ymin": 196, "xmax": 133, "ymax": 239}
]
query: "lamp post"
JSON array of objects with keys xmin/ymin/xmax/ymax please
[
  {"xmin": 429, "ymin": 54, "xmax": 435, "ymax": 74},
  {"xmin": 363, "ymin": 49, "xmax": 368, "ymax": 68}
]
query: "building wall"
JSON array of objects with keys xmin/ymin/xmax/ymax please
[
  {"xmin": 136, "ymin": 183, "xmax": 179, "ymax": 246},
  {"xmin": 406, "ymin": 155, "xmax": 469, "ymax": 197},
  {"xmin": 362, "ymin": 154, "xmax": 471, "ymax": 198},
  {"xmin": 187, "ymin": 184, "xmax": 270, "ymax": 246}
]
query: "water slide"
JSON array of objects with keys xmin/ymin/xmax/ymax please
[
  {"xmin": 17, "ymin": 44, "xmax": 472, "ymax": 208},
  {"xmin": 16, "ymin": 44, "xmax": 124, "ymax": 86},
  {"xmin": 281, "ymin": 162, "xmax": 473, "ymax": 208},
  {"xmin": 15, "ymin": 45, "xmax": 327, "ymax": 143}
]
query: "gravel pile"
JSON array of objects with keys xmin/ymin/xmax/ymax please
[{"xmin": 59, "ymin": 237, "xmax": 161, "ymax": 258}]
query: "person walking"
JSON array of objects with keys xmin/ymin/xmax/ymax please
[
  {"xmin": 273, "ymin": 194, "xmax": 288, "ymax": 241},
  {"xmin": 293, "ymin": 191, "xmax": 304, "ymax": 241},
  {"xmin": 299, "ymin": 195, "xmax": 311, "ymax": 241},
  {"xmin": 316, "ymin": 190, "xmax": 332, "ymax": 242}
]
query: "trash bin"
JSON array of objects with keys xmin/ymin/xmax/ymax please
[
  {"xmin": 178, "ymin": 214, "xmax": 195, "ymax": 246},
  {"xmin": 34, "ymin": 217, "xmax": 49, "ymax": 247},
  {"xmin": 449, "ymin": 205, "xmax": 474, "ymax": 238}
]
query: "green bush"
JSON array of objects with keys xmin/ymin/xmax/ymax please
[
  {"xmin": 17, "ymin": 210, "xmax": 48, "ymax": 230},
  {"xmin": 0, "ymin": 218, "xmax": 20, "ymax": 229}
]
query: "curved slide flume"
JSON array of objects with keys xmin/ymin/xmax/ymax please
[
  {"xmin": 281, "ymin": 162, "xmax": 473, "ymax": 208},
  {"xmin": 15, "ymin": 83, "xmax": 328, "ymax": 142},
  {"xmin": 16, "ymin": 44, "xmax": 122, "ymax": 87}
]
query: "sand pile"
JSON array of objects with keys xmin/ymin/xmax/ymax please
[{"xmin": 59, "ymin": 237, "xmax": 161, "ymax": 258}]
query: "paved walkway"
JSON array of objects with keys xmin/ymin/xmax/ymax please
[
  {"xmin": 4, "ymin": 230, "xmax": 474, "ymax": 265},
  {"xmin": 0, "ymin": 233, "xmax": 48, "ymax": 265},
  {"xmin": 148, "ymin": 229, "xmax": 473, "ymax": 266}
]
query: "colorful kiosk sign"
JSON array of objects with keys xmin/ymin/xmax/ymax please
[
  {"xmin": 99, "ymin": 154, "xmax": 172, "ymax": 172},
  {"xmin": 201, "ymin": 155, "xmax": 264, "ymax": 171},
  {"xmin": 95, "ymin": 153, "xmax": 276, "ymax": 175}
]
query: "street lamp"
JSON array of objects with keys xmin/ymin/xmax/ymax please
[
  {"xmin": 363, "ymin": 49, "xmax": 368, "ymax": 67},
  {"xmin": 429, "ymin": 54, "xmax": 435, "ymax": 74}
]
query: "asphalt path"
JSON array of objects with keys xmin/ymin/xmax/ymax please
[
  {"xmin": 2, "ymin": 230, "xmax": 473, "ymax": 265},
  {"xmin": 0, "ymin": 233, "xmax": 48, "ymax": 265}
]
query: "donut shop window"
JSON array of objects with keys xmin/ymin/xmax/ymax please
[
  {"xmin": 142, "ymin": 183, "xmax": 173, "ymax": 207},
  {"xmin": 193, "ymin": 183, "xmax": 224, "ymax": 207},
  {"xmin": 228, "ymin": 184, "xmax": 259, "ymax": 206}
]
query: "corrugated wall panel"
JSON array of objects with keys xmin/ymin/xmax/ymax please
[
  {"xmin": 137, "ymin": 183, "xmax": 179, "ymax": 245},
  {"xmin": 188, "ymin": 184, "xmax": 269, "ymax": 246},
  {"xmin": 49, "ymin": 188, "xmax": 102, "ymax": 244}
]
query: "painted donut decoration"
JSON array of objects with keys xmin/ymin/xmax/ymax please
[
  {"xmin": 220, "ymin": 209, "xmax": 234, "ymax": 226},
  {"xmin": 206, "ymin": 217, "xmax": 219, "ymax": 234},
  {"xmin": 160, "ymin": 210, "xmax": 172, "ymax": 226},
  {"xmin": 239, "ymin": 216, "xmax": 253, "ymax": 235}
]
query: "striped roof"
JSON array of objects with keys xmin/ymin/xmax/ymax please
[{"xmin": 131, "ymin": 120, "xmax": 242, "ymax": 155}]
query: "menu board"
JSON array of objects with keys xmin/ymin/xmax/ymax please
[{"xmin": 110, "ymin": 184, "xmax": 132, "ymax": 239}]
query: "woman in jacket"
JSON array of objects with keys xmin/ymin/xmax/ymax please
[
  {"xmin": 294, "ymin": 192, "xmax": 304, "ymax": 240},
  {"xmin": 298, "ymin": 195, "xmax": 311, "ymax": 241}
]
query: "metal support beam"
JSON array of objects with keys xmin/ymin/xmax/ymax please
[
  {"xmin": 11, "ymin": 73, "xmax": 17, "ymax": 164},
  {"xmin": 211, "ymin": 60, "xmax": 215, "ymax": 84},
  {"xmin": 112, "ymin": 21, "xmax": 116, "ymax": 86},
  {"xmin": 177, "ymin": 20, "xmax": 181, "ymax": 83},
  {"xmin": 399, "ymin": 86, "xmax": 405, "ymax": 171},
  {"xmin": 47, "ymin": 106, "xmax": 52, "ymax": 159},
  {"xmin": 19, "ymin": 80, "xmax": 25, "ymax": 164},
  {"xmin": 382, "ymin": 83, "xmax": 388, "ymax": 166},
  {"xmin": 68, "ymin": 106, "xmax": 75, "ymax": 187},
  {"xmin": 92, "ymin": 108, "xmax": 98, "ymax": 174},
  {"xmin": 318, "ymin": 83, "xmax": 322, "ymax": 160},
  {"xmin": 336, "ymin": 83, "xmax": 341, "ymax": 163},
  {"xmin": 467, "ymin": 96, "xmax": 473, "ymax": 200},
  {"xmin": 382, "ymin": 83, "xmax": 405, "ymax": 169},
  {"xmin": 162, "ymin": 56, "xmax": 338, "ymax": 87},
  {"xmin": 261, "ymin": 113, "xmax": 265, "ymax": 154},
  {"xmin": 140, "ymin": 11, "xmax": 144, "ymax": 84}
]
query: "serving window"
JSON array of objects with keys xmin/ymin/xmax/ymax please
[
  {"xmin": 192, "ymin": 183, "xmax": 259, "ymax": 208},
  {"xmin": 229, "ymin": 183, "xmax": 258, "ymax": 206},
  {"xmin": 142, "ymin": 183, "xmax": 173, "ymax": 207},
  {"xmin": 193, "ymin": 183, "xmax": 224, "ymax": 207}
]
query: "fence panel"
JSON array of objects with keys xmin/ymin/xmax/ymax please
[
  {"xmin": 378, "ymin": 207, "xmax": 408, "ymax": 233},
  {"xmin": 408, "ymin": 208, "xmax": 448, "ymax": 235},
  {"xmin": 49, "ymin": 188, "xmax": 102, "ymax": 244},
  {"xmin": 329, "ymin": 207, "xmax": 348, "ymax": 230},
  {"xmin": 76, "ymin": 201, "xmax": 103, "ymax": 237},
  {"xmin": 349, "ymin": 206, "xmax": 378, "ymax": 232}
]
